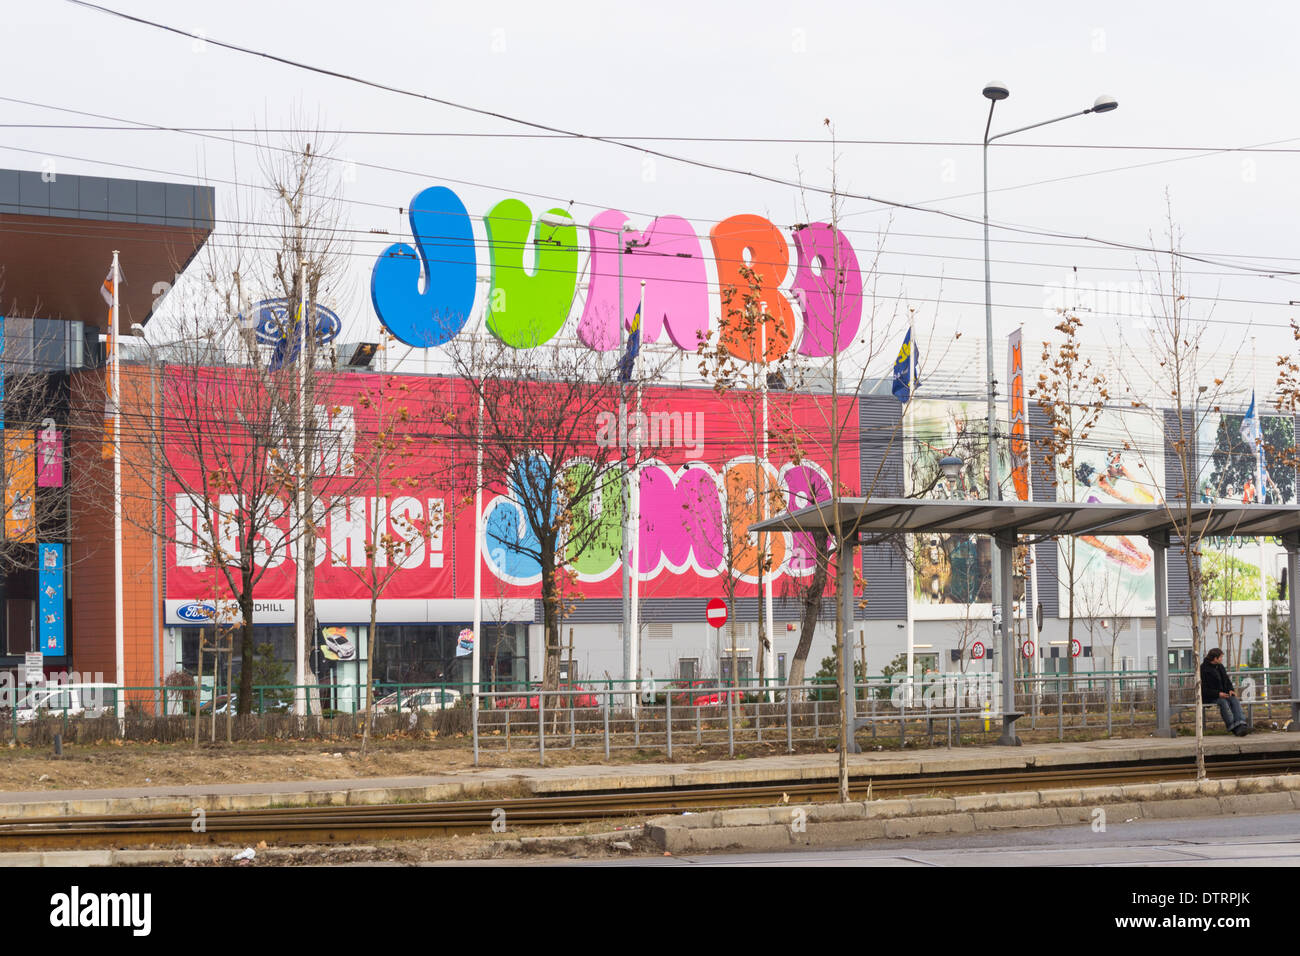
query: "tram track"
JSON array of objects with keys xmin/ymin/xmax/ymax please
[{"xmin": 1, "ymin": 752, "xmax": 1297, "ymax": 850}]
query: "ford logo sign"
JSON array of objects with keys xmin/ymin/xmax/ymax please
[
  {"xmin": 177, "ymin": 603, "xmax": 216, "ymax": 622},
  {"xmin": 239, "ymin": 298, "xmax": 341, "ymax": 348}
]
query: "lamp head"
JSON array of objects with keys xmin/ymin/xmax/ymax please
[
  {"xmin": 982, "ymin": 81, "xmax": 1010, "ymax": 102},
  {"xmin": 939, "ymin": 455, "xmax": 964, "ymax": 480},
  {"xmin": 1090, "ymin": 95, "xmax": 1119, "ymax": 113},
  {"xmin": 537, "ymin": 212, "xmax": 574, "ymax": 230}
]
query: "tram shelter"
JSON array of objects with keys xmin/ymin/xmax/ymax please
[{"xmin": 753, "ymin": 498, "xmax": 1300, "ymax": 749}]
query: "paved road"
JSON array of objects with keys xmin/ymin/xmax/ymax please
[{"xmin": 560, "ymin": 811, "xmax": 1300, "ymax": 866}]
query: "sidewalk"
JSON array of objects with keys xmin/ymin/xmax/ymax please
[{"xmin": 0, "ymin": 731, "xmax": 1294, "ymax": 819}]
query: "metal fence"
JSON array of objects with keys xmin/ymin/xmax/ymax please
[{"xmin": 0, "ymin": 668, "xmax": 1291, "ymax": 753}]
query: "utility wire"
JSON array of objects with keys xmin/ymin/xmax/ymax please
[{"xmin": 62, "ymin": 1, "xmax": 1300, "ymax": 278}]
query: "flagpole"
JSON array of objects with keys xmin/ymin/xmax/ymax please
[
  {"xmin": 112, "ymin": 251, "xmax": 125, "ymax": 696},
  {"xmin": 761, "ymin": 300, "xmax": 774, "ymax": 698},
  {"xmin": 1253, "ymin": 337, "xmax": 1268, "ymax": 683},
  {"xmin": 294, "ymin": 262, "xmax": 307, "ymax": 718},
  {"xmin": 630, "ymin": 281, "xmax": 644, "ymax": 697},
  {"xmin": 905, "ymin": 320, "xmax": 916, "ymax": 706},
  {"xmin": 472, "ymin": 390, "xmax": 484, "ymax": 717}
]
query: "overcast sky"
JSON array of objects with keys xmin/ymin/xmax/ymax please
[{"xmin": 8, "ymin": 0, "xmax": 1299, "ymax": 400}]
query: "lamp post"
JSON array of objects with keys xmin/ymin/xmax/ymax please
[
  {"xmin": 981, "ymin": 83, "xmax": 1118, "ymax": 725},
  {"xmin": 540, "ymin": 214, "xmax": 640, "ymax": 706},
  {"xmin": 981, "ymin": 84, "xmax": 1118, "ymax": 496}
]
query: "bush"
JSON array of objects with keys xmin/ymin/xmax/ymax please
[
  {"xmin": 162, "ymin": 670, "xmax": 198, "ymax": 715},
  {"xmin": 809, "ymin": 646, "xmax": 872, "ymax": 702}
]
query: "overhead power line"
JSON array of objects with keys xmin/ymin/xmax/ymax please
[
  {"xmin": 6, "ymin": 95, "xmax": 1300, "ymax": 274},
  {"xmin": 63, "ymin": 0, "xmax": 1300, "ymax": 279}
]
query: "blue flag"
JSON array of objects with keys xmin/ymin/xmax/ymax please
[
  {"xmin": 1240, "ymin": 391, "xmax": 1269, "ymax": 503},
  {"xmin": 892, "ymin": 329, "xmax": 919, "ymax": 403},
  {"xmin": 618, "ymin": 303, "xmax": 642, "ymax": 384}
]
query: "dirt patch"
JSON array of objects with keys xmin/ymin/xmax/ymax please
[
  {"xmin": 0, "ymin": 721, "xmax": 1231, "ymax": 794},
  {"xmin": 0, "ymin": 736, "xmax": 815, "ymax": 792}
]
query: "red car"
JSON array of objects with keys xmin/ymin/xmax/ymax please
[
  {"xmin": 497, "ymin": 684, "xmax": 600, "ymax": 709},
  {"xmin": 669, "ymin": 681, "xmax": 744, "ymax": 707}
]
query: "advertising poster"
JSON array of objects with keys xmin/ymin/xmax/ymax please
[
  {"xmin": 4, "ymin": 430, "xmax": 35, "ymax": 544},
  {"xmin": 1196, "ymin": 410, "xmax": 1295, "ymax": 612},
  {"xmin": 37, "ymin": 419, "xmax": 63, "ymax": 488},
  {"xmin": 905, "ymin": 398, "xmax": 1008, "ymax": 618},
  {"xmin": 38, "ymin": 542, "xmax": 64, "ymax": 655},
  {"xmin": 1054, "ymin": 409, "xmax": 1162, "ymax": 618}
]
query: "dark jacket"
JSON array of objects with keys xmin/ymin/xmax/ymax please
[{"xmin": 1201, "ymin": 661, "xmax": 1233, "ymax": 704}]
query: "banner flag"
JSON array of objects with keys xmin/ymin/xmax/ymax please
[
  {"xmin": 39, "ymin": 543, "xmax": 65, "ymax": 656},
  {"xmin": 1008, "ymin": 329, "xmax": 1029, "ymax": 501}
]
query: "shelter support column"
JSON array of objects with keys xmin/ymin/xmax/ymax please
[
  {"xmin": 995, "ymin": 530, "xmax": 1021, "ymax": 746},
  {"xmin": 838, "ymin": 534, "xmax": 860, "ymax": 754},
  {"xmin": 1286, "ymin": 532, "xmax": 1299, "ymax": 730},
  {"xmin": 1148, "ymin": 530, "xmax": 1173, "ymax": 738}
]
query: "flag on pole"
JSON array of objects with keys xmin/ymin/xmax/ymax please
[
  {"xmin": 618, "ymin": 302, "xmax": 641, "ymax": 384},
  {"xmin": 892, "ymin": 328, "xmax": 919, "ymax": 403},
  {"xmin": 100, "ymin": 263, "xmax": 124, "ymax": 460},
  {"xmin": 1240, "ymin": 391, "xmax": 1269, "ymax": 503}
]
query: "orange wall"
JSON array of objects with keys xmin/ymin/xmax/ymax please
[{"xmin": 68, "ymin": 366, "xmax": 161, "ymax": 689}]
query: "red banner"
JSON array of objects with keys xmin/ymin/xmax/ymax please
[{"xmin": 165, "ymin": 370, "xmax": 859, "ymax": 603}]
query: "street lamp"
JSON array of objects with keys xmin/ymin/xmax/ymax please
[
  {"xmin": 982, "ymin": 82, "xmax": 1118, "ymax": 741},
  {"xmin": 982, "ymin": 84, "xmax": 1119, "ymax": 505},
  {"xmin": 539, "ymin": 214, "xmax": 641, "ymax": 706}
]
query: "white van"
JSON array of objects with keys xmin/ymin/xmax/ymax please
[{"xmin": 13, "ymin": 684, "xmax": 119, "ymax": 723}]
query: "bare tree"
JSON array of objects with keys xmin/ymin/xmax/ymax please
[
  {"xmin": 775, "ymin": 121, "xmax": 903, "ymax": 800},
  {"xmin": 327, "ymin": 374, "xmax": 434, "ymax": 754},
  {"xmin": 86, "ymin": 131, "xmax": 357, "ymax": 716},
  {"xmin": 1118, "ymin": 206, "xmax": 1243, "ymax": 779},
  {"xmin": 437, "ymin": 330, "xmax": 662, "ymax": 692},
  {"xmin": 696, "ymin": 263, "xmax": 802, "ymax": 701},
  {"xmin": 1075, "ymin": 565, "xmax": 1136, "ymax": 671},
  {"xmin": 1029, "ymin": 311, "xmax": 1108, "ymax": 675}
]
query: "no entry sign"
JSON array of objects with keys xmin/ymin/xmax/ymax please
[{"xmin": 706, "ymin": 598, "xmax": 728, "ymax": 629}]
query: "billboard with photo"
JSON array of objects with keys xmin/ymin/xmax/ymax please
[{"xmin": 1053, "ymin": 408, "xmax": 1162, "ymax": 619}]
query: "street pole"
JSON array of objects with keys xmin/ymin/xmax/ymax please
[
  {"xmin": 112, "ymin": 250, "xmax": 125, "ymax": 696},
  {"xmin": 631, "ymin": 280, "xmax": 645, "ymax": 701},
  {"xmin": 981, "ymin": 81, "xmax": 1118, "ymax": 695},
  {"xmin": 1253, "ymin": 337, "xmax": 1268, "ymax": 684},
  {"xmin": 294, "ymin": 261, "xmax": 308, "ymax": 718},
  {"xmin": 617, "ymin": 230, "xmax": 632, "ymax": 712},
  {"xmin": 759, "ymin": 304, "xmax": 774, "ymax": 696}
]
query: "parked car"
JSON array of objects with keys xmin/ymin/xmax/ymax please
[
  {"xmin": 667, "ymin": 680, "xmax": 743, "ymax": 707},
  {"xmin": 12, "ymin": 684, "xmax": 118, "ymax": 723},
  {"xmin": 373, "ymin": 688, "xmax": 462, "ymax": 713},
  {"xmin": 496, "ymin": 684, "xmax": 599, "ymax": 709}
]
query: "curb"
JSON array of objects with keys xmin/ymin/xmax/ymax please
[
  {"xmin": 0, "ymin": 828, "xmax": 646, "ymax": 866},
  {"xmin": 644, "ymin": 773, "xmax": 1300, "ymax": 853}
]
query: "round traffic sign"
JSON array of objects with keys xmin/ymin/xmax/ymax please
[
  {"xmin": 1021, "ymin": 640, "xmax": 1035, "ymax": 659},
  {"xmin": 1071, "ymin": 638, "xmax": 1082, "ymax": 658},
  {"xmin": 705, "ymin": 598, "xmax": 728, "ymax": 629},
  {"xmin": 971, "ymin": 641, "xmax": 985, "ymax": 660}
]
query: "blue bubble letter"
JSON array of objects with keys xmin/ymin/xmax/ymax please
[{"xmin": 370, "ymin": 186, "xmax": 477, "ymax": 347}]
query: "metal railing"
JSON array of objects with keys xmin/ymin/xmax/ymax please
[{"xmin": 0, "ymin": 667, "xmax": 1290, "ymax": 752}]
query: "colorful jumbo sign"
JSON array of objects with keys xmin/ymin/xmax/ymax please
[
  {"xmin": 370, "ymin": 187, "xmax": 865, "ymax": 361},
  {"xmin": 165, "ymin": 371, "xmax": 859, "ymax": 604}
]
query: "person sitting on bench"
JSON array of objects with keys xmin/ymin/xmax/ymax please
[{"xmin": 1201, "ymin": 648, "xmax": 1249, "ymax": 736}]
